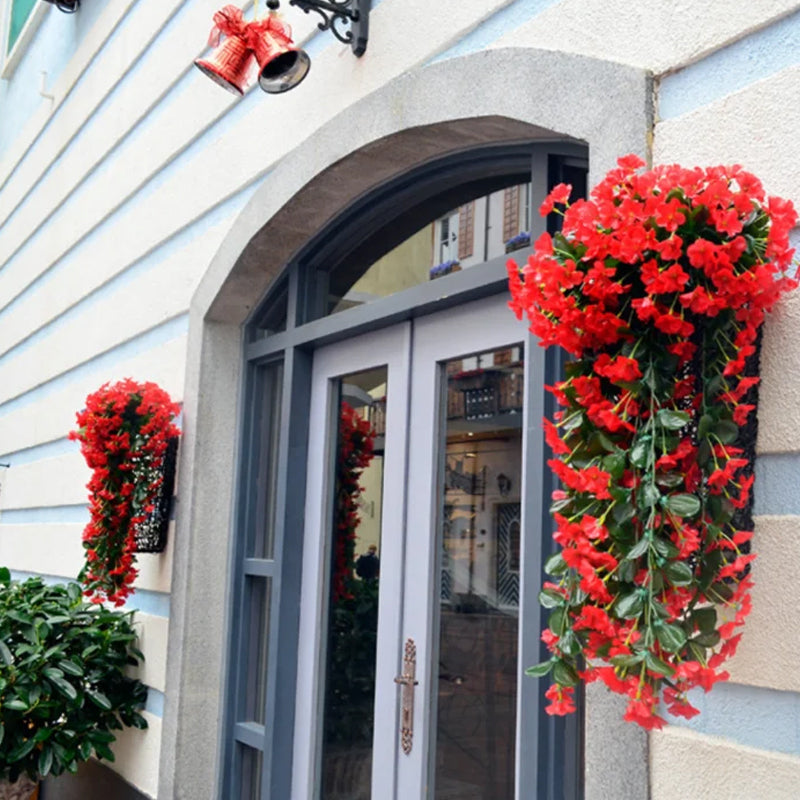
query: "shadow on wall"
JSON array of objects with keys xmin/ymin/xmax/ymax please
[{"xmin": 41, "ymin": 761, "xmax": 147, "ymax": 800}]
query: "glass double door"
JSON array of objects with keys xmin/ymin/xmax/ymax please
[{"xmin": 294, "ymin": 295, "xmax": 528, "ymax": 800}]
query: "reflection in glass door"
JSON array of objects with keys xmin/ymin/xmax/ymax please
[
  {"xmin": 435, "ymin": 346, "xmax": 524, "ymax": 800},
  {"xmin": 321, "ymin": 369, "xmax": 387, "ymax": 800}
]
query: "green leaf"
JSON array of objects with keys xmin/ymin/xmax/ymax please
[
  {"xmin": 666, "ymin": 493, "xmax": 701, "ymax": 518},
  {"xmin": 714, "ymin": 419, "xmax": 740, "ymax": 444},
  {"xmin": 544, "ymin": 552, "xmax": 567, "ymax": 576},
  {"xmin": 559, "ymin": 630, "xmax": 582, "ymax": 657},
  {"xmin": 644, "ymin": 651, "xmax": 674, "ymax": 677},
  {"xmin": 656, "ymin": 409, "xmax": 691, "ymax": 430},
  {"xmin": 625, "ymin": 536, "xmax": 651, "ymax": 561},
  {"xmin": 610, "ymin": 652, "xmax": 644, "ymax": 668},
  {"xmin": 0, "ymin": 567, "xmax": 10, "ymax": 584},
  {"xmin": 49, "ymin": 675, "xmax": 78, "ymax": 702},
  {"xmin": 39, "ymin": 745, "xmax": 54, "ymax": 777},
  {"xmin": 58, "ymin": 659, "xmax": 84, "ymax": 677},
  {"xmin": 664, "ymin": 560, "xmax": 694, "ymax": 586},
  {"xmin": 656, "ymin": 622, "xmax": 687, "ymax": 653},
  {"xmin": 615, "ymin": 591, "xmax": 645, "ymax": 620},
  {"xmin": 87, "ymin": 690, "xmax": 112, "ymax": 711},
  {"xmin": 693, "ymin": 630, "xmax": 721, "ymax": 648},
  {"xmin": 539, "ymin": 588, "xmax": 565, "ymax": 609},
  {"xmin": 4, "ymin": 698, "xmax": 29, "ymax": 711},
  {"xmin": 603, "ymin": 453, "xmax": 626, "ymax": 479},
  {"xmin": 548, "ymin": 607, "xmax": 565, "ymax": 635},
  {"xmin": 553, "ymin": 660, "xmax": 580, "ymax": 687},
  {"xmin": 94, "ymin": 743, "xmax": 115, "ymax": 762},
  {"xmin": 697, "ymin": 414, "xmax": 713, "ymax": 438},
  {"xmin": 9, "ymin": 738, "xmax": 37, "ymax": 763},
  {"xmin": 613, "ymin": 502, "xmax": 635, "ymax": 525},
  {"xmin": 630, "ymin": 439, "xmax": 651, "ymax": 469},
  {"xmin": 653, "ymin": 537, "xmax": 680, "ymax": 559},
  {"xmin": 640, "ymin": 483, "xmax": 662, "ymax": 509},
  {"xmin": 0, "ymin": 639, "xmax": 14, "ymax": 666},
  {"xmin": 692, "ymin": 607, "xmax": 717, "ymax": 634},
  {"xmin": 525, "ymin": 660, "xmax": 554, "ymax": 678}
]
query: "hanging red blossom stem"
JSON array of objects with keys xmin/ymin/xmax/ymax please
[
  {"xmin": 510, "ymin": 155, "xmax": 798, "ymax": 729},
  {"xmin": 70, "ymin": 379, "xmax": 181, "ymax": 606}
]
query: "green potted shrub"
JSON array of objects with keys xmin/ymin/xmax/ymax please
[{"xmin": 0, "ymin": 569, "xmax": 147, "ymax": 799}]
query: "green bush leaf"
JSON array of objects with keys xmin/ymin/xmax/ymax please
[
  {"xmin": 87, "ymin": 690, "xmax": 112, "ymax": 711},
  {"xmin": 9, "ymin": 738, "xmax": 36, "ymax": 763},
  {"xmin": 0, "ymin": 639, "xmax": 14, "ymax": 666},
  {"xmin": 39, "ymin": 745, "xmax": 54, "ymax": 777},
  {"xmin": 49, "ymin": 675, "xmax": 78, "ymax": 702},
  {"xmin": 666, "ymin": 493, "xmax": 701, "ymax": 518}
]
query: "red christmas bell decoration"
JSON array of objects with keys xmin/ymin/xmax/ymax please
[
  {"xmin": 249, "ymin": 14, "xmax": 310, "ymax": 94},
  {"xmin": 195, "ymin": 5, "xmax": 255, "ymax": 96}
]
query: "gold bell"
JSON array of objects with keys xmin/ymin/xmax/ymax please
[
  {"xmin": 251, "ymin": 31, "xmax": 310, "ymax": 94},
  {"xmin": 194, "ymin": 35, "xmax": 255, "ymax": 96}
]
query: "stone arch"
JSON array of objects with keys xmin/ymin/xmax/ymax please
[{"xmin": 161, "ymin": 46, "xmax": 652, "ymax": 800}]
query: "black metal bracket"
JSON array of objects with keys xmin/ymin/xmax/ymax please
[
  {"xmin": 43, "ymin": 0, "xmax": 80, "ymax": 12},
  {"xmin": 286, "ymin": 0, "xmax": 369, "ymax": 56}
]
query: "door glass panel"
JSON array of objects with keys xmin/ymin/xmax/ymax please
[
  {"xmin": 435, "ymin": 345, "xmax": 524, "ymax": 800},
  {"xmin": 321, "ymin": 368, "xmax": 387, "ymax": 800}
]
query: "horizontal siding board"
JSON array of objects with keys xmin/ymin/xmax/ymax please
[
  {"xmin": 0, "ymin": 522, "xmax": 174, "ymax": 594},
  {"xmin": 0, "ymin": 220, "xmax": 222, "ymax": 400},
  {"xmin": 0, "ymin": 335, "xmax": 187, "ymax": 454}
]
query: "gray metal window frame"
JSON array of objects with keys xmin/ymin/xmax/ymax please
[{"xmin": 221, "ymin": 141, "xmax": 587, "ymax": 800}]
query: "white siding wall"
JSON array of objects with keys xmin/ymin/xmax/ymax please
[{"xmin": 0, "ymin": 0, "xmax": 798, "ymax": 797}]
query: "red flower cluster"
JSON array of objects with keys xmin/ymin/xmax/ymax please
[
  {"xmin": 331, "ymin": 402, "xmax": 375, "ymax": 603},
  {"xmin": 513, "ymin": 156, "xmax": 797, "ymax": 728},
  {"xmin": 70, "ymin": 380, "xmax": 180, "ymax": 606}
]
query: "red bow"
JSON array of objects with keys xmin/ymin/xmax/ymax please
[{"xmin": 207, "ymin": 5, "xmax": 248, "ymax": 47}]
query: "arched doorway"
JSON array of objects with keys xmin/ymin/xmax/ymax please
[
  {"xmin": 224, "ymin": 142, "xmax": 586, "ymax": 799},
  {"xmin": 160, "ymin": 46, "xmax": 652, "ymax": 800}
]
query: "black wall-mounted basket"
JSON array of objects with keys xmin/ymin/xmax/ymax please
[{"xmin": 133, "ymin": 436, "xmax": 179, "ymax": 554}]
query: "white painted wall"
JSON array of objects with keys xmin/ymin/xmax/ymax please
[{"xmin": 1, "ymin": 0, "xmax": 799, "ymax": 796}]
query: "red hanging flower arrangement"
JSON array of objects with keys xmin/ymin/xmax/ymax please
[
  {"xmin": 331, "ymin": 402, "xmax": 375, "ymax": 603},
  {"xmin": 509, "ymin": 155, "xmax": 798, "ymax": 729},
  {"xmin": 70, "ymin": 379, "xmax": 181, "ymax": 606}
]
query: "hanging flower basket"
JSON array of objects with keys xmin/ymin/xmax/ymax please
[
  {"xmin": 508, "ymin": 155, "xmax": 798, "ymax": 729},
  {"xmin": 70, "ymin": 380, "xmax": 181, "ymax": 606}
]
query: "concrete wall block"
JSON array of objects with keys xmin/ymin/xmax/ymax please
[
  {"xmin": 0, "ymin": 335, "xmax": 188, "ymax": 455},
  {"xmin": 495, "ymin": 0, "xmax": 799, "ymax": 74},
  {"xmin": 727, "ymin": 515, "xmax": 800, "ymax": 692},
  {"xmin": 651, "ymin": 726, "xmax": 800, "ymax": 799}
]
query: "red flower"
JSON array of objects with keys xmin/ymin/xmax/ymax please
[{"xmin": 544, "ymin": 684, "xmax": 576, "ymax": 716}]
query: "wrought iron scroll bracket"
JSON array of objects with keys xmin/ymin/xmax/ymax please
[
  {"xmin": 287, "ymin": 0, "xmax": 370, "ymax": 55},
  {"xmin": 393, "ymin": 638, "xmax": 418, "ymax": 755}
]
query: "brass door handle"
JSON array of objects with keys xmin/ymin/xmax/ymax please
[{"xmin": 394, "ymin": 639, "xmax": 418, "ymax": 755}]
